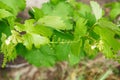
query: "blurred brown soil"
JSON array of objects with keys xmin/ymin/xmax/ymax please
[{"xmin": 0, "ymin": 54, "xmax": 120, "ymax": 80}]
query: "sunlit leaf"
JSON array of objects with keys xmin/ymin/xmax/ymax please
[
  {"xmin": 0, "ymin": 9, "xmax": 13, "ymax": 19},
  {"xmin": 74, "ymin": 17, "xmax": 87, "ymax": 38},
  {"xmin": 0, "ymin": 0, "xmax": 26, "ymax": 15},
  {"xmin": 90, "ymin": 1, "xmax": 102, "ymax": 20},
  {"xmin": 38, "ymin": 16, "xmax": 66, "ymax": 30}
]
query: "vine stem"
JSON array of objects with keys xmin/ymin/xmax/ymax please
[
  {"xmin": 6, "ymin": 63, "xmax": 29, "ymax": 69},
  {"xmin": 50, "ymin": 40, "xmax": 81, "ymax": 44}
]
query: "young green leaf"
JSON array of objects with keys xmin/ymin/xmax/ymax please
[
  {"xmin": 30, "ymin": 7, "xmax": 44, "ymax": 20},
  {"xmin": 34, "ymin": 25, "xmax": 53, "ymax": 37},
  {"xmin": 0, "ymin": 9, "xmax": 13, "ymax": 19},
  {"xmin": 22, "ymin": 34, "xmax": 33, "ymax": 50},
  {"xmin": 98, "ymin": 19, "xmax": 120, "ymax": 35},
  {"xmin": 74, "ymin": 17, "xmax": 87, "ymax": 38},
  {"xmin": 71, "ymin": 39, "xmax": 82, "ymax": 55},
  {"xmin": 77, "ymin": 2, "xmax": 91, "ymax": 17},
  {"xmin": 68, "ymin": 53, "xmax": 80, "ymax": 66},
  {"xmin": 90, "ymin": 1, "xmax": 102, "ymax": 20},
  {"xmin": 41, "ymin": 2, "xmax": 54, "ymax": 15},
  {"xmin": 37, "ymin": 16, "xmax": 66, "ymax": 30},
  {"xmin": 31, "ymin": 33, "xmax": 50, "ymax": 48},
  {"xmin": 55, "ymin": 43, "xmax": 70, "ymax": 61},
  {"xmin": 110, "ymin": 8, "xmax": 120, "ymax": 20},
  {"xmin": 50, "ymin": 0, "xmax": 66, "ymax": 5},
  {"xmin": 94, "ymin": 26, "xmax": 120, "ymax": 58},
  {"xmin": 41, "ymin": 2, "xmax": 74, "ymax": 30},
  {"xmin": 0, "ymin": 1, "xmax": 13, "ymax": 13},
  {"xmin": 105, "ymin": 2, "xmax": 120, "ymax": 20},
  {"xmin": 1, "ymin": 30, "xmax": 23, "ymax": 67},
  {"xmin": 52, "ymin": 2, "xmax": 73, "ymax": 17},
  {"xmin": 0, "ymin": 0, "xmax": 26, "ymax": 15},
  {"xmin": 15, "ymin": 19, "xmax": 50, "ymax": 49}
]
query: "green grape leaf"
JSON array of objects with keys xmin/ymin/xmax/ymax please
[
  {"xmin": 15, "ymin": 19, "xmax": 52, "ymax": 36},
  {"xmin": 53, "ymin": 30, "xmax": 73, "ymax": 41},
  {"xmin": 70, "ymin": 38, "xmax": 85, "ymax": 64},
  {"xmin": 37, "ymin": 16, "xmax": 66, "ymax": 30},
  {"xmin": 30, "ymin": 7, "xmax": 44, "ymax": 20},
  {"xmin": 71, "ymin": 39, "xmax": 82, "ymax": 55},
  {"xmin": 0, "ymin": 9, "xmax": 15, "ymax": 29},
  {"xmin": 68, "ymin": 53, "xmax": 80, "ymax": 66},
  {"xmin": 71, "ymin": 17, "xmax": 87, "ymax": 56},
  {"xmin": 74, "ymin": 17, "xmax": 87, "ymax": 39},
  {"xmin": 89, "ymin": 30, "xmax": 100, "ymax": 40},
  {"xmin": 77, "ymin": 2, "xmax": 91, "ymax": 17},
  {"xmin": 15, "ymin": 19, "xmax": 35, "ymax": 32},
  {"xmin": 55, "ymin": 43, "xmax": 70, "ymax": 61},
  {"xmin": 34, "ymin": 25, "xmax": 53, "ymax": 37},
  {"xmin": 52, "ymin": 2, "xmax": 73, "ymax": 17},
  {"xmin": 94, "ymin": 26, "xmax": 120, "ymax": 58},
  {"xmin": 85, "ymin": 12, "xmax": 96, "ymax": 27},
  {"xmin": 15, "ymin": 19, "xmax": 50, "ymax": 50},
  {"xmin": 31, "ymin": 33, "xmax": 50, "ymax": 48},
  {"xmin": 24, "ymin": 19, "xmax": 35, "ymax": 32},
  {"xmin": 41, "ymin": 2, "xmax": 54, "ymax": 15},
  {"xmin": 102, "ymin": 40, "xmax": 114, "ymax": 58},
  {"xmin": 0, "ymin": 9, "xmax": 13, "ymax": 19},
  {"xmin": 98, "ymin": 19, "xmax": 120, "ymax": 35},
  {"xmin": 2, "ymin": 0, "xmax": 120, "ymax": 68},
  {"xmin": 0, "ymin": 0, "xmax": 26, "ymax": 15},
  {"xmin": 110, "ymin": 8, "xmax": 120, "ymax": 20},
  {"xmin": 0, "ymin": 1, "xmax": 13, "ymax": 12},
  {"xmin": 105, "ymin": 2, "xmax": 120, "ymax": 20},
  {"xmin": 41, "ymin": 2, "xmax": 74, "ymax": 30},
  {"xmin": 0, "ymin": 21, "xmax": 11, "ymax": 36},
  {"xmin": 51, "ymin": 2, "xmax": 73, "ymax": 30},
  {"xmin": 42, "ymin": 1, "xmax": 73, "ymax": 17},
  {"xmin": 90, "ymin": 1, "xmax": 102, "ymax": 20},
  {"xmin": 50, "ymin": 0, "xmax": 59, "ymax": 5},
  {"xmin": 50, "ymin": 0, "xmax": 66, "ymax": 5},
  {"xmin": 105, "ymin": 2, "xmax": 120, "ymax": 8},
  {"xmin": 22, "ymin": 34, "xmax": 33, "ymax": 50},
  {"xmin": 17, "ymin": 44, "xmax": 56, "ymax": 67}
]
